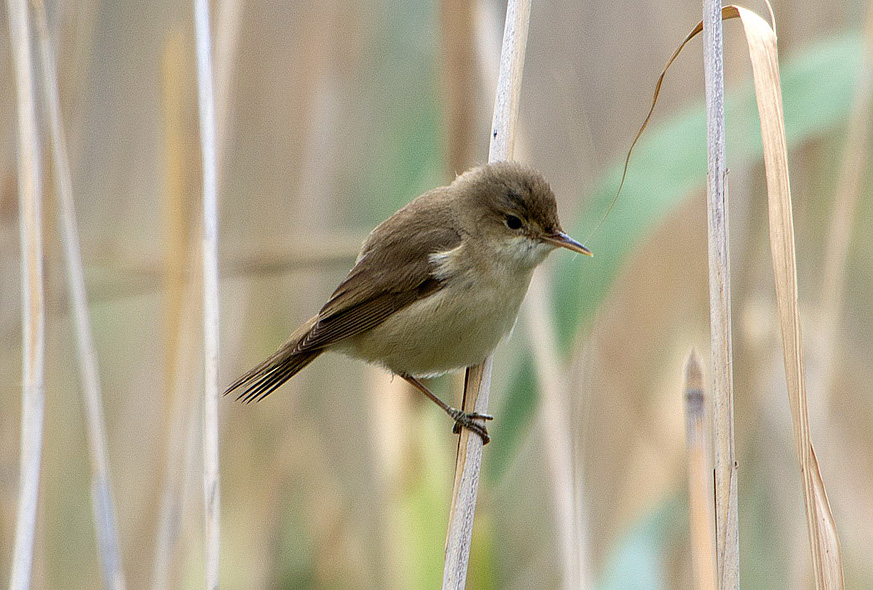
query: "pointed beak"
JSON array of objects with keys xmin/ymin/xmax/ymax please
[{"xmin": 542, "ymin": 232, "xmax": 593, "ymax": 257}]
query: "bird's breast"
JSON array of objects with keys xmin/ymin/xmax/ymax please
[{"xmin": 337, "ymin": 247, "xmax": 534, "ymax": 377}]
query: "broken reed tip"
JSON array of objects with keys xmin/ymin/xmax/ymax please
[{"xmin": 684, "ymin": 349, "xmax": 705, "ymax": 416}]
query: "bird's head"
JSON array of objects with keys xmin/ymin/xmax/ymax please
[{"xmin": 453, "ymin": 161, "xmax": 592, "ymax": 269}]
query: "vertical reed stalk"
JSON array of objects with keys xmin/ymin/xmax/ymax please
[
  {"xmin": 160, "ymin": 29, "xmax": 189, "ymax": 423},
  {"xmin": 6, "ymin": 0, "xmax": 46, "ymax": 588},
  {"xmin": 524, "ymin": 277, "xmax": 588, "ymax": 590},
  {"xmin": 684, "ymin": 351, "xmax": 716, "ymax": 590},
  {"xmin": 214, "ymin": 0, "xmax": 243, "ymax": 167},
  {"xmin": 194, "ymin": 0, "xmax": 221, "ymax": 587},
  {"xmin": 443, "ymin": 358, "xmax": 494, "ymax": 590},
  {"xmin": 151, "ymin": 279, "xmax": 204, "ymax": 590},
  {"xmin": 32, "ymin": 1, "xmax": 127, "ymax": 588},
  {"xmin": 151, "ymin": 30, "xmax": 196, "ymax": 590},
  {"xmin": 702, "ymin": 1, "xmax": 739, "ymax": 588},
  {"xmin": 442, "ymin": 0, "xmax": 532, "ymax": 587}
]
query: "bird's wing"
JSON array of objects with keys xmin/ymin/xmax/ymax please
[
  {"xmin": 225, "ymin": 222, "xmax": 460, "ymax": 402},
  {"xmin": 296, "ymin": 221, "xmax": 462, "ymax": 352}
]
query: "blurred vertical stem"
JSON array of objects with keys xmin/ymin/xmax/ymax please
[
  {"xmin": 161, "ymin": 30, "xmax": 189, "ymax": 424},
  {"xmin": 442, "ymin": 0, "xmax": 532, "ymax": 588},
  {"xmin": 702, "ymin": 0, "xmax": 739, "ymax": 588},
  {"xmin": 194, "ymin": 0, "xmax": 221, "ymax": 587},
  {"xmin": 214, "ymin": 0, "xmax": 243, "ymax": 167},
  {"xmin": 152, "ymin": 31, "xmax": 196, "ymax": 590},
  {"xmin": 815, "ymin": 3, "xmax": 873, "ymax": 416},
  {"xmin": 440, "ymin": 0, "xmax": 476, "ymax": 174},
  {"xmin": 524, "ymin": 277, "xmax": 589, "ymax": 590},
  {"xmin": 33, "ymin": 1, "xmax": 127, "ymax": 589},
  {"xmin": 151, "ymin": 281, "xmax": 204, "ymax": 590},
  {"xmin": 684, "ymin": 351, "xmax": 716, "ymax": 590},
  {"xmin": 6, "ymin": 0, "xmax": 46, "ymax": 588}
]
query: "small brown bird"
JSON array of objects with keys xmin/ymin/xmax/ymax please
[{"xmin": 225, "ymin": 161, "xmax": 591, "ymax": 443}]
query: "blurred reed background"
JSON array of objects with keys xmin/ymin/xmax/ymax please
[{"xmin": 2, "ymin": 0, "xmax": 872, "ymax": 588}]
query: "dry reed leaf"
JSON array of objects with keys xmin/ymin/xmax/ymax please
[
  {"xmin": 625, "ymin": 5, "xmax": 845, "ymax": 588},
  {"xmin": 735, "ymin": 7, "xmax": 845, "ymax": 588},
  {"xmin": 809, "ymin": 445, "xmax": 845, "ymax": 586}
]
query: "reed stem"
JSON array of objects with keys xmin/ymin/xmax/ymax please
[
  {"xmin": 6, "ymin": 0, "xmax": 47, "ymax": 587},
  {"xmin": 194, "ymin": 0, "xmax": 221, "ymax": 587},
  {"xmin": 33, "ymin": 1, "xmax": 127, "ymax": 587},
  {"xmin": 442, "ymin": 0, "xmax": 533, "ymax": 587},
  {"xmin": 701, "ymin": 0, "xmax": 740, "ymax": 587}
]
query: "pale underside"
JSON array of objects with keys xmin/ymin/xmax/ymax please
[{"xmin": 334, "ymin": 237, "xmax": 552, "ymax": 376}]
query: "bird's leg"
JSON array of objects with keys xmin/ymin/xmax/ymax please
[{"xmin": 399, "ymin": 373, "xmax": 493, "ymax": 444}]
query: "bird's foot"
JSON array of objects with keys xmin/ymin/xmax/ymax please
[{"xmin": 448, "ymin": 408, "xmax": 493, "ymax": 444}]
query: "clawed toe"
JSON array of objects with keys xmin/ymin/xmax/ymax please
[
  {"xmin": 466, "ymin": 412, "xmax": 493, "ymax": 421},
  {"xmin": 449, "ymin": 408, "xmax": 492, "ymax": 444},
  {"xmin": 397, "ymin": 374, "xmax": 493, "ymax": 444}
]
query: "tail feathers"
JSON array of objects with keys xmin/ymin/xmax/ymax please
[
  {"xmin": 226, "ymin": 349, "xmax": 321, "ymax": 403},
  {"xmin": 225, "ymin": 317, "xmax": 321, "ymax": 403}
]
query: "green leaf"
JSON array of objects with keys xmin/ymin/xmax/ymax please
[
  {"xmin": 490, "ymin": 33, "xmax": 863, "ymax": 479},
  {"xmin": 556, "ymin": 32, "xmax": 861, "ymax": 342},
  {"xmin": 597, "ymin": 498, "xmax": 683, "ymax": 590}
]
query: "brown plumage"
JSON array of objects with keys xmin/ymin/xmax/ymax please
[{"xmin": 225, "ymin": 161, "xmax": 591, "ymax": 440}]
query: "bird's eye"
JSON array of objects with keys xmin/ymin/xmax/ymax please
[{"xmin": 505, "ymin": 215, "xmax": 523, "ymax": 230}]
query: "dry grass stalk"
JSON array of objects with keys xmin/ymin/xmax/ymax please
[
  {"xmin": 85, "ymin": 233, "xmax": 362, "ymax": 285},
  {"xmin": 471, "ymin": 13, "xmax": 590, "ymax": 585},
  {"xmin": 524, "ymin": 277, "xmax": 589, "ymax": 590},
  {"xmin": 367, "ymin": 367, "xmax": 414, "ymax": 590},
  {"xmin": 151, "ymin": 277, "xmax": 204, "ymax": 590},
  {"xmin": 701, "ymin": 2, "xmax": 740, "ymax": 587},
  {"xmin": 443, "ymin": 358, "xmax": 493, "ymax": 589},
  {"xmin": 609, "ymin": 31, "xmax": 740, "ymax": 586},
  {"xmin": 214, "ymin": 0, "xmax": 243, "ymax": 168},
  {"xmin": 194, "ymin": 0, "xmax": 222, "ymax": 587},
  {"xmin": 733, "ymin": 7, "xmax": 845, "ymax": 587},
  {"xmin": 684, "ymin": 351, "xmax": 716, "ymax": 590},
  {"xmin": 6, "ymin": 0, "xmax": 47, "ymax": 588},
  {"xmin": 151, "ymin": 31, "xmax": 196, "ymax": 590},
  {"xmin": 631, "ymin": 6, "xmax": 845, "ymax": 586},
  {"xmin": 33, "ymin": 1, "xmax": 127, "ymax": 588},
  {"xmin": 486, "ymin": 0, "xmax": 531, "ymax": 165},
  {"xmin": 160, "ymin": 29, "xmax": 190, "ymax": 422},
  {"xmin": 442, "ymin": 0, "xmax": 533, "ymax": 587}
]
